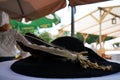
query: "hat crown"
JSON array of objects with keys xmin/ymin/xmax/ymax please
[{"xmin": 0, "ymin": 11, "xmax": 9, "ymax": 27}]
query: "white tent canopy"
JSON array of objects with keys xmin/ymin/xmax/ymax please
[{"xmin": 60, "ymin": 5, "xmax": 120, "ymax": 37}]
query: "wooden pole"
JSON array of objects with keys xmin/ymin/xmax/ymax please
[{"xmin": 99, "ymin": 8, "xmax": 102, "ymax": 56}]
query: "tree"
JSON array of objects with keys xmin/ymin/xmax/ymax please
[
  {"xmin": 38, "ymin": 31, "xmax": 53, "ymax": 43},
  {"xmin": 75, "ymin": 32, "xmax": 113, "ymax": 44},
  {"xmin": 75, "ymin": 32, "xmax": 84, "ymax": 41}
]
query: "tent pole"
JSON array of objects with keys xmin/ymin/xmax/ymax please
[
  {"xmin": 71, "ymin": 6, "xmax": 75, "ymax": 37},
  {"xmin": 17, "ymin": 0, "xmax": 24, "ymax": 15},
  {"xmin": 99, "ymin": 8, "xmax": 102, "ymax": 56},
  {"xmin": 17, "ymin": 0, "xmax": 24, "ymax": 21}
]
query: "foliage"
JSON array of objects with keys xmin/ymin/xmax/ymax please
[
  {"xmin": 74, "ymin": 32, "xmax": 113, "ymax": 44},
  {"xmin": 38, "ymin": 31, "xmax": 53, "ymax": 43},
  {"xmin": 74, "ymin": 32, "xmax": 84, "ymax": 41},
  {"xmin": 86, "ymin": 34, "xmax": 99, "ymax": 44},
  {"xmin": 112, "ymin": 42, "xmax": 120, "ymax": 47},
  {"xmin": 105, "ymin": 37, "xmax": 113, "ymax": 41}
]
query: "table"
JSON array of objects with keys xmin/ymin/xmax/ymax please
[{"xmin": 0, "ymin": 60, "xmax": 120, "ymax": 80}]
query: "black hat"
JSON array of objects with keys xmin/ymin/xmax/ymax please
[{"xmin": 11, "ymin": 33, "xmax": 120, "ymax": 78}]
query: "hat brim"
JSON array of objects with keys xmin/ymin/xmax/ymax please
[
  {"xmin": 11, "ymin": 34, "xmax": 120, "ymax": 78},
  {"xmin": 11, "ymin": 56, "xmax": 120, "ymax": 78}
]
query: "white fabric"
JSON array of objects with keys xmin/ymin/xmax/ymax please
[
  {"xmin": 0, "ymin": 11, "xmax": 9, "ymax": 27},
  {"xmin": 0, "ymin": 29, "xmax": 30, "ymax": 57},
  {"xmin": 0, "ymin": 60, "xmax": 120, "ymax": 80},
  {"xmin": 61, "ymin": 5, "xmax": 120, "ymax": 37}
]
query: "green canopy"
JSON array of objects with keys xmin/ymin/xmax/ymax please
[
  {"xmin": 32, "ymin": 13, "xmax": 61, "ymax": 28},
  {"xmin": 10, "ymin": 13, "xmax": 61, "ymax": 35},
  {"xmin": 10, "ymin": 19, "xmax": 38, "ymax": 35}
]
